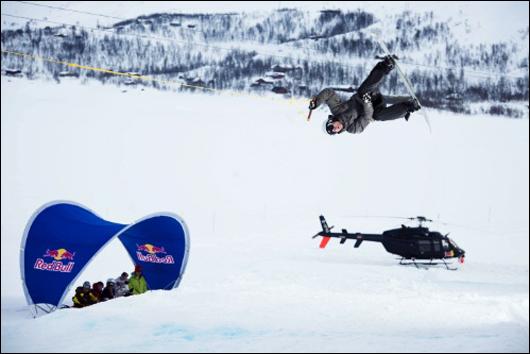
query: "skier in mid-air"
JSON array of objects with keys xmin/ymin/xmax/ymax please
[{"xmin": 309, "ymin": 55, "xmax": 421, "ymax": 135}]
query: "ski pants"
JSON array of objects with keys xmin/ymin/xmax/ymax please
[{"xmin": 357, "ymin": 61, "xmax": 412, "ymax": 121}]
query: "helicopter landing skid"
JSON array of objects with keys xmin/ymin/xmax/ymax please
[{"xmin": 398, "ymin": 258, "xmax": 458, "ymax": 271}]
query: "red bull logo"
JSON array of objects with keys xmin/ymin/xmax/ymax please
[
  {"xmin": 34, "ymin": 248, "xmax": 76, "ymax": 273},
  {"xmin": 136, "ymin": 243, "xmax": 174, "ymax": 264},
  {"xmin": 136, "ymin": 244, "xmax": 166, "ymax": 255},
  {"xmin": 43, "ymin": 248, "xmax": 76, "ymax": 261}
]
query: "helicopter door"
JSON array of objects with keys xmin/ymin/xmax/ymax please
[{"xmin": 417, "ymin": 240, "xmax": 432, "ymax": 256}]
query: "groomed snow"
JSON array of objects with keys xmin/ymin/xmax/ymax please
[{"xmin": 1, "ymin": 77, "xmax": 528, "ymax": 352}]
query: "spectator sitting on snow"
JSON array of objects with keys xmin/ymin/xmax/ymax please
[
  {"xmin": 72, "ymin": 286, "xmax": 88, "ymax": 308},
  {"xmin": 101, "ymin": 278, "xmax": 116, "ymax": 301},
  {"xmin": 114, "ymin": 272, "xmax": 131, "ymax": 297},
  {"xmin": 90, "ymin": 281, "xmax": 104, "ymax": 303},
  {"xmin": 128, "ymin": 265, "xmax": 148, "ymax": 295},
  {"xmin": 74, "ymin": 281, "xmax": 98, "ymax": 307}
]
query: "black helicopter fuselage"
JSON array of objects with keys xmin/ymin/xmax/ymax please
[
  {"xmin": 314, "ymin": 215, "xmax": 465, "ymax": 261},
  {"xmin": 379, "ymin": 226, "xmax": 463, "ymax": 260}
]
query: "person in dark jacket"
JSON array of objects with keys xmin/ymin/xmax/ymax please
[
  {"xmin": 72, "ymin": 286, "xmax": 88, "ymax": 308},
  {"xmin": 90, "ymin": 281, "xmax": 104, "ymax": 303},
  {"xmin": 72, "ymin": 281, "xmax": 98, "ymax": 308},
  {"xmin": 101, "ymin": 278, "xmax": 116, "ymax": 301},
  {"xmin": 309, "ymin": 55, "xmax": 421, "ymax": 135}
]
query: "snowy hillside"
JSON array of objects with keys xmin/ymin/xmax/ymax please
[
  {"xmin": 1, "ymin": 76, "xmax": 528, "ymax": 352},
  {"xmin": 2, "ymin": 2, "xmax": 529, "ymax": 115}
]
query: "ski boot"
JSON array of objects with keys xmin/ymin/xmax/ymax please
[
  {"xmin": 404, "ymin": 98, "xmax": 421, "ymax": 121},
  {"xmin": 375, "ymin": 54, "xmax": 398, "ymax": 72}
]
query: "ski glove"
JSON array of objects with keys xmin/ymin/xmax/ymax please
[{"xmin": 308, "ymin": 97, "xmax": 318, "ymax": 110}]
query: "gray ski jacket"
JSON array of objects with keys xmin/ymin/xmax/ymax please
[{"xmin": 313, "ymin": 88, "xmax": 374, "ymax": 134}]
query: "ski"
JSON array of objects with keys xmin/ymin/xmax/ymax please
[{"xmin": 372, "ymin": 34, "xmax": 432, "ymax": 133}]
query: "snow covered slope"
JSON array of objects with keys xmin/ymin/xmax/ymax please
[
  {"xmin": 1, "ymin": 76, "xmax": 528, "ymax": 352},
  {"xmin": 2, "ymin": 1, "xmax": 528, "ymax": 120},
  {"xmin": 3, "ymin": 1, "xmax": 528, "ymax": 42}
]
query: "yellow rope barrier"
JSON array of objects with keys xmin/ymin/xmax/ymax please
[
  {"xmin": 2, "ymin": 49, "xmax": 310, "ymax": 119},
  {"xmin": 1, "ymin": 49, "xmax": 218, "ymax": 92}
]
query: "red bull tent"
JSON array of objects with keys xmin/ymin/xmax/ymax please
[{"xmin": 20, "ymin": 201, "xmax": 190, "ymax": 314}]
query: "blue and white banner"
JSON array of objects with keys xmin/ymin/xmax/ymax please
[{"xmin": 20, "ymin": 201, "xmax": 190, "ymax": 309}]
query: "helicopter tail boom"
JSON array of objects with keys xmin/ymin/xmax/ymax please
[{"xmin": 315, "ymin": 216, "xmax": 383, "ymax": 248}]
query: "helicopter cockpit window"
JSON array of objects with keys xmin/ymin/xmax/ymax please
[
  {"xmin": 442, "ymin": 240, "xmax": 450, "ymax": 251},
  {"xmin": 448, "ymin": 238, "xmax": 460, "ymax": 249}
]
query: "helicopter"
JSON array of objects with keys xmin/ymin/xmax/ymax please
[{"xmin": 312, "ymin": 215, "xmax": 466, "ymax": 270}]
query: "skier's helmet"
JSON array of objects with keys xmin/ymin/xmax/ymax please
[{"xmin": 323, "ymin": 115, "xmax": 341, "ymax": 135}]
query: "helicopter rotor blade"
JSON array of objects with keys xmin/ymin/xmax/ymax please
[
  {"xmin": 343, "ymin": 215, "xmax": 433, "ymax": 221},
  {"xmin": 342, "ymin": 215, "xmax": 413, "ymax": 221},
  {"xmin": 342, "ymin": 215, "xmax": 437, "ymax": 226}
]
